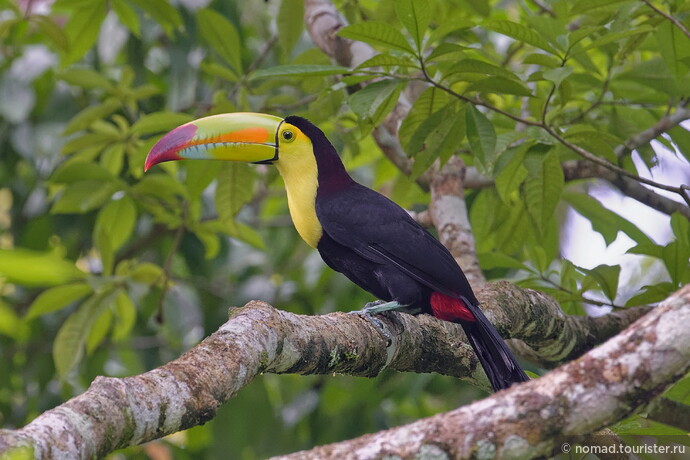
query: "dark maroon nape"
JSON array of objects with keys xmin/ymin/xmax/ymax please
[{"xmin": 284, "ymin": 115, "xmax": 354, "ymax": 194}]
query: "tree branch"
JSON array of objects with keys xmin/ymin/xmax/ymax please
[
  {"xmin": 429, "ymin": 157, "xmax": 485, "ymax": 286},
  {"xmin": 273, "ymin": 284, "xmax": 690, "ymax": 460},
  {"xmin": 0, "ymin": 282, "xmax": 656, "ymax": 458}
]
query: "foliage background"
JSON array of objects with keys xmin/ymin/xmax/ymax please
[{"xmin": 0, "ymin": 0, "xmax": 689, "ymax": 458}]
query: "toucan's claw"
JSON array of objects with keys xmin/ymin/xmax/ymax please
[
  {"xmin": 348, "ymin": 308, "xmax": 392, "ymax": 345},
  {"xmin": 348, "ymin": 300, "xmax": 420, "ymax": 346}
]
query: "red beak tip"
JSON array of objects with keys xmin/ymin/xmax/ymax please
[{"xmin": 144, "ymin": 123, "xmax": 198, "ymax": 172}]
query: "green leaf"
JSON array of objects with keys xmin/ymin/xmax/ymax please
[
  {"xmin": 627, "ymin": 241, "xmax": 664, "ymax": 258},
  {"xmin": 542, "ymin": 66, "xmax": 573, "ymax": 88},
  {"xmin": 111, "ymin": 0, "xmax": 140, "ymax": 37},
  {"xmin": 0, "ymin": 300, "xmax": 29, "ymax": 342},
  {"xmin": 94, "ymin": 225, "xmax": 113, "ymax": 276},
  {"xmin": 185, "ymin": 161, "xmax": 218, "ymax": 198},
  {"xmin": 662, "ymin": 241, "xmax": 690, "ymax": 285},
  {"xmin": 403, "ymin": 106, "xmax": 447, "ymax": 159},
  {"xmin": 446, "ymin": 58, "xmax": 521, "ymax": 80},
  {"xmin": 53, "ymin": 289, "xmax": 118, "ymax": 378},
  {"xmin": 218, "ymin": 220, "xmax": 265, "ymax": 249},
  {"xmin": 26, "ymin": 283, "xmax": 93, "ymax": 320},
  {"xmin": 94, "ymin": 196, "xmax": 136, "ymax": 253},
  {"xmin": 197, "ymin": 8, "xmax": 242, "ymax": 74},
  {"xmin": 426, "ymin": 43, "xmax": 468, "ymax": 62},
  {"xmin": 63, "ymin": 98, "xmax": 121, "ymax": 135},
  {"xmin": 522, "ymin": 53, "xmax": 562, "ymax": 68},
  {"xmin": 564, "ymin": 126, "xmax": 621, "ymax": 163},
  {"xmin": 670, "ymin": 212, "xmax": 690, "ymax": 246},
  {"xmin": 399, "ymin": 86, "xmax": 451, "ymax": 154},
  {"xmin": 130, "ymin": 262, "xmax": 165, "ymax": 285},
  {"xmin": 522, "ymin": 150, "xmax": 563, "ymax": 232},
  {"xmin": 465, "ymin": 76, "xmax": 532, "ymax": 97},
  {"xmin": 465, "ymin": 104, "xmax": 496, "ymax": 170},
  {"xmin": 356, "ymin": 53, "xmax": 419, "ymax": 69},
  {"xmin": 348, "ymin": 79, "xmax": 403, "ymax": 126},
  {"xmin": 201, "ymin": 61, "xmax": 239, "ymax": 82},
  {"xmin": 61, "ymin": 0, "xmax": 108, "ymax": 66},
  {"xmin": 192, "ymin": 222, "xmax": 221, "ymax": 259},
  {"xmin": 583, "ymin": 25, "xmax": 654, "ymax": 52},
  {"xmin": 215, "ymin": 163, "xmax": 256, "ymax": 221},
  {"xmin": 477, "ymin": 251, "xmax": 528, "ymax": 270},
  {"xmin": 111, "ymin": 291, "xmax": 136, "ymax": 342},
  {"xmin": 130, "ymin": 112, "xmax": 193, "ymax": 136},
  {"xmin": 410, "ymin": 103, "xmax": 465, "ymax": 178},
  {"xmin": 59, "ymin": 67, "xmax": 114, "ymax": 90},
  {"xmin": 51, "ymin": 180, "xmax": 118, "ymax": 214},
  {"xmin": 395, "ymin": 0, "xmax": 430, "ymax": 52},
  {"xmin": 130, "ymin": 174, "xmax": 189, "ymax": 202},
  {"xmin": 465, "ymin": 0, "xmax": 490, "ymax": 16},
  {"xmin": 337, "ymin": 22, "xmax": 415, "ymax": 55},
  {"xmin": 86, "ymin": 308, "xmax": 112, "ymax": 354},
  {"xmin": 251, "ymin": 64, "xmax": 349, "ymax": 80},
  {"xmin": 0, "ymin": 248, "xmax": 85, "ymax": 287},
  {"xmin": 494, "ymin": 144, "xmax": 529, "ymax": 203},
  {"xmin": 61, "ymin": 132, "xmax": 119, "ymax": 156},
  {"xmin": 31, "ymin": 15, "xmax": 69, "ymax": 52},
  {"xmin": 668, "ymin": 126, "xmax": 690, "ymax": 163},
  {"xmin": 625, "ymin": 282, "xmax": 677, "ymax": 307},
  {"xmin": 579, "ymin": 264, "xmax": 621, "ymax": 302},
  {"xmin": 483, "ymin": 20, "xmax": 556, "ymax": 54},
  {"xmin": 129, "ymin": 0, "xmax": 182, "ymax": 37},
  {"xmin": 654, "ymin": 19, "xmax": 690, "ymax": 82},
  {"xmin": 277, "ymin": 0, "xmax": 304, "ymax": 58},
  {"xmin": 101, "ymin": 143, "xmax": 125, "ymax": 176},
  {"xmin": 570, "ymin": 0, "xmax": 633, "ymax": 15},
  {"xmin": 51, "ymin": 161, "xmax": 114, "ymax": 184},
  {"xmin": 564, "ymin": 192, "xmax": 653, "ymax": 246},
  {"xmin": 615, "ymin": 58, "xmax": 680, "ymax": 97}
]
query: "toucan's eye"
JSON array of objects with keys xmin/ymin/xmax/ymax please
[{"xmin": 281, "ymin": 130, "xmax": 295, "ymax": 142}]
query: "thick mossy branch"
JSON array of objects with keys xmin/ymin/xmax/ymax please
[
  {"xmin": 481, "ymin": 281, "xmax": 651, "ymax": 367},
  {"xmin": 0, "ymin": 281, "xmax": 655, "ymax": 459},
  {"xmin": 273, "ymin": 284, "xmax": 690, "ymax": 460}
]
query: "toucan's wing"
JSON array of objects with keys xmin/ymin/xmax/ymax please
[{"xmin": 315, "ymin": 184, "xmax": 476, "ymax": 303}]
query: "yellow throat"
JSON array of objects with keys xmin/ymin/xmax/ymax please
[{"xmin": 274, "ymin": 126, "xmax": 323, "ymax": 248}]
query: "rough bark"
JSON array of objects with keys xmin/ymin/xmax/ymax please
[
  {"xmin": 429, "ymin": 157, "xmax": 485, "ymax": 286},
  {"xmin": 273, "ymin": 284, "xmax": 690, "ymax": 460},
  {"xmin": 0, "ymin": 282, "xmax": 657, "ymax": 459}
]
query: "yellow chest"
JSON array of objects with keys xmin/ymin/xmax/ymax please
[{"xmin": 276, "ymin": 153, "xmax": 323, "ymax": 248}]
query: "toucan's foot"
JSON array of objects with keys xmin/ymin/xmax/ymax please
[
  {"xmin": 348, "ymin": 308, "xmax": 392, "ymax": 345},
  {"xmin": 349, "ymin": 301, "xmax": 420, "ymax": 345}
]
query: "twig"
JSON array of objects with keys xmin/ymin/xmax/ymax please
[{"xmin": 641, "ymin": 0, "xmax": 690, "ymax": 40}]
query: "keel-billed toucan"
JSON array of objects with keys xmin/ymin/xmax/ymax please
[{"xmin": 144, "ymin": 112, "xmax": 529, "ymax": 391}]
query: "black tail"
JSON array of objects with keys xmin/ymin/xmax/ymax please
[{"xmin": 459, "ymin": 303, "xmax": 529, "ymax": 391}]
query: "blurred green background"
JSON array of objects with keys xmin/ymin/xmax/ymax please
[{"xmin": 0, "ymin": 0, "xmax": 688, "ymax": 458}]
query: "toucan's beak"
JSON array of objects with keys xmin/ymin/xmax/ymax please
[{"xmin": 144, "ymin": 112, "xmax": 284, "ymax": 171}]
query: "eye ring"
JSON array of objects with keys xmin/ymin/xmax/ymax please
[{"xmin": 281, "ymin": 129, "xmax": 295, "ymax": 142}]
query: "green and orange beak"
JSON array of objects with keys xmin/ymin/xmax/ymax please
[{"xmin": 144, "ymin": 112, "xmax": 284, "ymax": 171}]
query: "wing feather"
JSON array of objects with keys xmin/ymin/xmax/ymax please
[{"xmin": 316, "ymin": 184, "xmax": 476, "ymax": 303}]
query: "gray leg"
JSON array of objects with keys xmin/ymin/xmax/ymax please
[
  {"xmin": 359, "ymin": 300, "xmax": 420, "ymax": 314},
  {"xmin": 349, "ymin": 300, "xmax": 422, "ymax": 345}
]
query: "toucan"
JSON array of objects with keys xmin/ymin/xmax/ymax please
[{"xmin": 144, "ymin": 112, "xmax": 529, "ymax": 391}]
